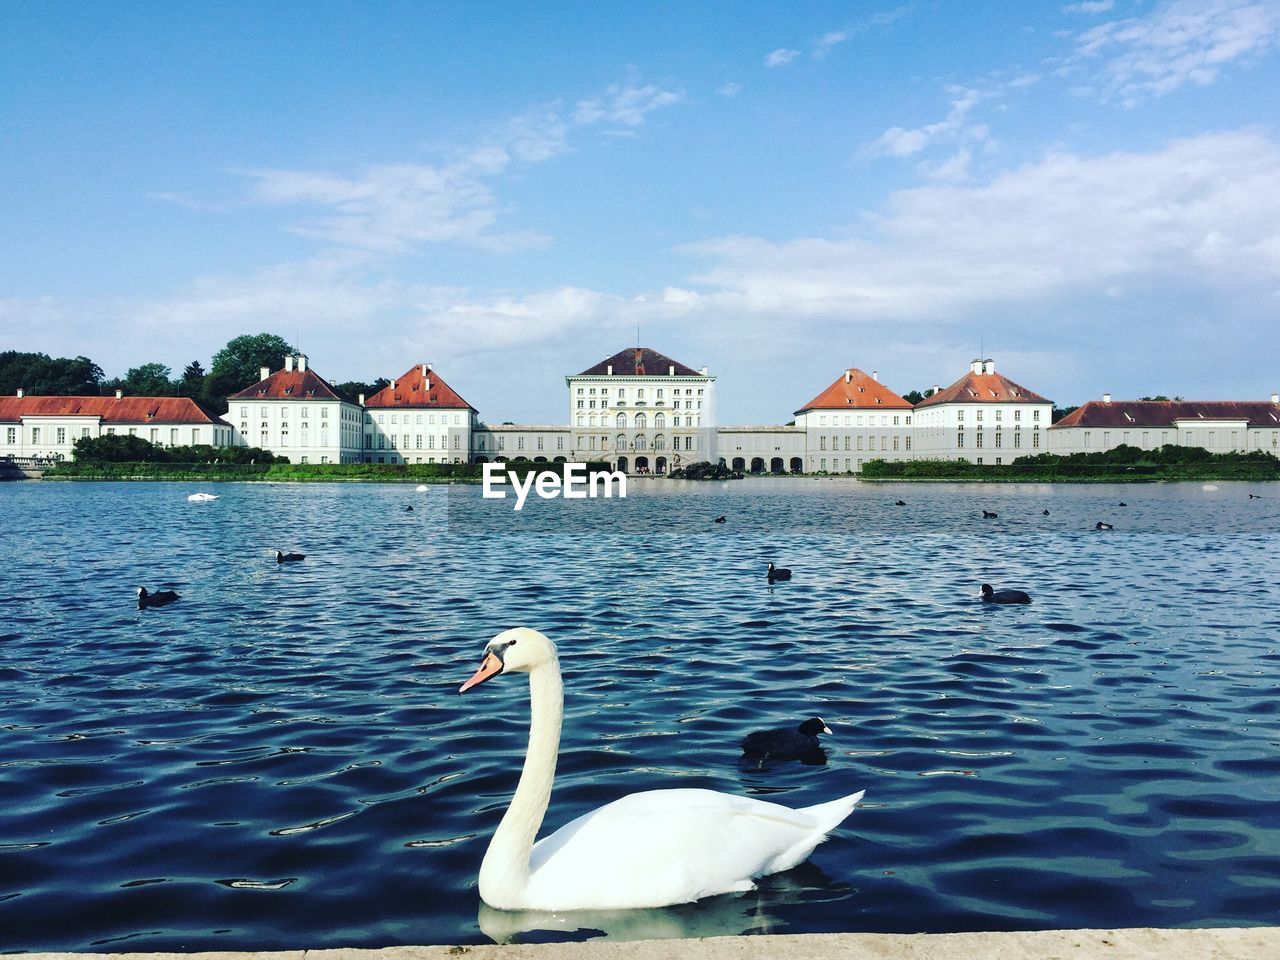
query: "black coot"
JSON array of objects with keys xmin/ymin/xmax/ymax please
[
  {"xmin": 137, "ymin": 587, "xmax": 180, "ymax": 609},
  {"xmin": 981, "ymin": 583, "xmax": 1031, "ymax": 604},
  {"xmin": 742, "ymin": 717, "xmax": 831, "ymax": 762},
  {"xmin": 277, "ymin": 551, "xmax": 306, "ymax": 563},
  {"xmin": 767, "ymin": 562, "xmax": 791, "ymax": 582}
]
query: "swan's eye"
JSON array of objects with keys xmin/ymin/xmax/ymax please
[{"xmin": 508, "ymin": 640, "xmax": 518, "ymax": 646}]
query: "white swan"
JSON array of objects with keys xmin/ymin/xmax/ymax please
[
  {"xmin": 187, "ymin": 492, "xmax": 218, "ymax": 502},
  {"xmin": 459, "ymin": 628, "xmax": 865, "ymax": 912}
]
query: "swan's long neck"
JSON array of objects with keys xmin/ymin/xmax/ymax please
[{"xmin": 478, "ymin": 656, "xmax": 563, "ymax": 904}]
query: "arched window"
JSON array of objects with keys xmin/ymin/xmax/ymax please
[
  {"xmin": 654, "ymin": 413, "xmax": 665, "ymax": 429},
  {"xmin": 654, "ymin": 434, "xmax": 666, "ymax": 450},
  {"xmin": 634, "ymin": 434, "xmax": 648, "ymax": 451},
  {"xmin": 615, "ymin": 433, "xmax": 627, "ymax": 451},
  {"xmin": 634, "ymin": 412, "xmax": 647, "ymax": 430},
  {"xmin": 616, "ymin": 412, "xmax": 627, "ymax": 428}
]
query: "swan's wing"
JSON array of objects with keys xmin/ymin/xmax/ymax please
[{"xmin": 525, "ymin": 788, "xmax": 839, "ymax": 910}]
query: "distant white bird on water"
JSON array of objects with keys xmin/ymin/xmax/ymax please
[
  {"xmin": 416, "ymin": 484, "xmax": 430, "ymax": 492},
  {"xmin": 187, "ymin": 492, "xmax": 218, "ymax": 502},
  {"xmin": 458, "ymin": 628, "xmax": 864, "ymax": 911}
]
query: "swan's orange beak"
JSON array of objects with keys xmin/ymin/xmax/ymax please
[{"xmin": 459, "ymin": 651, "xmax": 503, "ymax": 693}]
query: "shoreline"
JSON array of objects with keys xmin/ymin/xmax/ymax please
[{"xmin": 18, "ymin": 927, "xmax": 1280, "ymax": 959}]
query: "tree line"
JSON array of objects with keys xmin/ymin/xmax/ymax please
[{"xmin": 1, "ymin": 332, "xmax": 391, "ymax": 415}]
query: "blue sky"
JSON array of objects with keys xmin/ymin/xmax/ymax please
[{"xmin": 3, "ymin": 0, "xmax": 1278, "ymax": 422}]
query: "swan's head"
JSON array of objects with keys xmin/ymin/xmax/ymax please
[{"xmin": 459, "ymin": 628, "xmax": 557, "ymax": 693}]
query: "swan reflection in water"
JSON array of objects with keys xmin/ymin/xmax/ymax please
[{"xmin": 477, "ymin": 862, "xmax": 848, "ymax": 944}]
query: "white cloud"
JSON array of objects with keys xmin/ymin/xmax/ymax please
[
  {"xmin": 574, "ymin": 77, "xmax": 683, "ymax": 128},
  {"xmin": 245, "ymin": 154, "xmax": 549, "ymax": 254},
  {"xmin": 717, "ymin": 81, "xmax": 743, "ymax": 97},
  {"xmin": 1073, "ymin": 0, "xmax": 1280, "ymax": 105},
  {"xmin": 813, "ymin": 30, "xmax": 851, "ymax": 58},
  {"xmin": 237, "ymin": 73, "xmax": 680, "ymax": 255},
  {"xmin": 1064, "ymin": 0, "xmax": 1115, "ymax": 13},
  {"xmin": 764, "ymin": 48, "xmax": 800, "ymax": 68},
  {"xmin": 864, "ymin": 87, "xmax": 990, "ymax": 158},
  {"xmin": 685, "ymin": 130, "xmax": 1280, "ymax": 320}
]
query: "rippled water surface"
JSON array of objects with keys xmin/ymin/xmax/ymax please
[{"xmin": 2, "ymin": 479, "xmax": 1279, "ymax": 950}]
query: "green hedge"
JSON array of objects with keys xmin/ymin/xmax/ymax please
[
  {"xmin": 860, "ymin": 445, "xmax": 1280, "ymax": 482},
  {"xmin": 46, "ymin": 458, "xmax": 617, "ymax": 483}
]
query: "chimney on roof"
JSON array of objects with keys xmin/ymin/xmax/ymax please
[
  {"xmin": 669, "ymin": 365, "xmax": 675, "ymax": 376},
  {"xmin": 260, "ymin": 366, "xmax": 270, "ymax": 381},
  {"xmin": 844, "ymin": 369, "xmax": 851, "ymax": 383},
  {"xmin": 115, "ymin": 388, "xmax": 123, "ymax": 400},
  {"xmin": 284, "ymin": 355, "xmax": 295, "ymax": 373},
  {"xmin": 932, "ymin": 384, "xmax": 940, "ymax": 395},
  {"xmin": 700, "ymin": 366, "xmax": 708, "ymax": 376},
  {"xmin": 1103, "ymin": 392, "xmax": 1112, "ymax": 403},
  {"xmin": 421, "ymin": 364, "xmax": 428, "ymax": 377},
  {"xmin": 297, "ymin": 355, "xmax": 307, "ymax": 372},
  {"xmin": 872, "ymin": 370, "xmax": 879, "ymax": 381},
  {"xmin": 391, "ymin": 379, "xmax": 397, "ymax": 390},
  {"xmin": 607, "ymin": 364, "xmax": 613, "ymax": 376},
  {"xmin": 1272, "ymin": 392, "xmax": 1279, "ymax": 404},
  {"xmin": 358, "ymin": 393, "xmax": 365, "ymax": 406}
]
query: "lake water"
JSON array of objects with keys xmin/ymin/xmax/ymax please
[{"xmin": 1, "ymin": 479, "xmax": 1278, "ymax": 950}]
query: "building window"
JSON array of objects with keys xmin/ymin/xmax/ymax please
[
  {"xmin": 5, "ymin": 427, "xmax": 15, "ymax": 444},
  {"xmin": 995, "ymin": 410, "xmax": 1003, "ymax": 422},
  {"xmin": 1033, "ymin": 410, "xmax": 1041, "ymax": 421},
  {"xmin": 1033, "ymin": 432, "xmax": 1040, "ymax": 448},
  {"xmin": 1084, "ymin": 431, "xmax": 1091, "ymax": 447},
  {"xmin": 497, "ymin": 436, "xmax": 505, "ymax": 450},
  {"xmin": 537, "ymin": 436, "xmax": 544, "ymax": 450},
  {"xmin": 685, "ymin": 436, "xmax": 693, "ymax": 450},
  {"xmin": 893, "ymin": 437, "xmax": 899, "ymax": 451},
  {"xmin": 957, "ymin": 430, "xmax": 964, "ymax": 448},
  {"xmin": 57, "ymin": 427, "xmax": 67, "ymax": 445},
  {"xmin": 171, "ymin": 428, "xmax": 179, "ymax": 445},
  {"xmin": 994, "ymin": 432, "xmax": 1002, "ymax": 448},
  {"xmin": 976, "ymin": 432, "xmax": 983, "ymax": 448},
  {"xmin": 517, "ymin": 437, "xmax": 525, "ymax": 451},
  {"xmin": 820, "ymin": 436, "xmax": 826, "ymax": 450},
  {"xmin": 1014, "ymin": 432, "xmax": 1021, "ymax": 448},
  {"xmin": 616, "ymin": 413, "xmax": 627, "ymax": 428},
  {"xmin": 616, "ymin": 433, "xmax": 627, "ymax": 451},
  {"xmin": 1014, "ymin": 410, "xmax": 1021, "ymax": 421},
  {"xmin": 905, "ymin": 436, "xmax": 912, "ymax": 451}
]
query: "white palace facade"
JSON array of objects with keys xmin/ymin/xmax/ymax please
[{"xmin": 4, "ymin": 345, "xmax": 1277, "ymax": 471}]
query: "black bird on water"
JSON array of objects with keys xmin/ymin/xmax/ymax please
[
  {"xmin": 981, "ymin": 583, "xmax": 1031, "ymax": 604},
  {"xmin": 714, "ymin": 515, "xmax": 727, "ymax": 523},
  {"xmin": 767, "ymin": 562, "xmax": 791, "ymax": 582},
  {"xmin": 983, "ymin": 510, "xmax": 998, "ymax": 519},
  {"xmin": 1095, "ymin": 521, "xmax": 1114, "ymax": 531},
  {"xmin": 1042, "ymin": 509, "xmax": 1050, "ymax": 516},
  {"xmin": 1249, "ymin": 494, "xmax": 1262, "ymax": 499},
  {"xmin": 742, "ymin": 717, "xmax": 832, "ymax": 763},
  {"xmin": 406, "ymin": 506, "xmax": 414, "ymax": 512},
  {"xmin": 277, "ymin": 551, "xmax": 306, "ymax": 563},
  {"xmin": 137, "ymin": 587, "xmax": 180, "ymax": 609},
  {"xmin": 894, "ymin": 500, "xmax": 907, "ymax": 506},
  {"xmin": 1119, "ymin": 501, "xmax": 1127, "ymax": 507}
]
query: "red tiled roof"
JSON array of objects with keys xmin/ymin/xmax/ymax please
[
  {"xmin": 364, "ymin": 364, "xmax": 473, "ymax": 410},
  {"xmin": 576, "ymin": 347, "xmax": 703, "ymax": 377},
  {"xmin": 915, "ymin": 370, "xmax": 1050, "ymax": 407},
  {"xmin": 1052, "ymin": 400, "xmax": 1280, "ymax": 429},
  {"xmin": 228, "ymin": 367, "xmax": 346, "ymax": 401},
  {"xmin": 0, "ymin": 395, "xmax": 227, "ymax": 424},
  {"xmin": 796, "ymin": 368, "xmax": 912, "ymax": 414}
]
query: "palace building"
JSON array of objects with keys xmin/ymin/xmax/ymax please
[
  {"xmin": 1049, "ymin": 393, "xmax": 1280, "ymax": 455},
  {"xmin": 911, "ymin": 358, "xmax": 1053, "ymax": 465},
  {"xmin": 8, "ymin": 344, "xmax": 1276, "ymax": 474},
  {"xmin": 0, "ymin": 390, "xmax": 232, "ymax": 460}
]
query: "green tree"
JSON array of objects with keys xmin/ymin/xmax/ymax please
[
  {"xmin": 206, "ymin": 333, "xmax": 296, "ymax": 413},
  {"xmin": 210, "ymin": 333, "xmax": 296, "ymax": 391},
  {"xmin": 121, "ymin": 362, "xmax": 175, "ymax": 396},
  {"xmin": 902, "ymin": 388, "xmax": 936, "ymax": 405},
  {"xmin": 0, "ymin": 351, "xmax": 104, "ymax": 395},
  {"xmin": 178, "ymin": 360, "xmax": 206, "ymax": 399},
  {"xmin": 1052, "ymin": 405, "xmax": 1079, "ymax": 423},
  {"xmin": 334, "ymin": 378, "xmax": 389, "ymax": 403}
]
